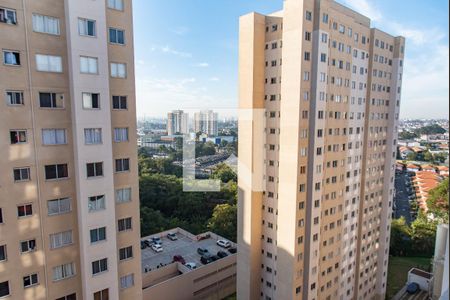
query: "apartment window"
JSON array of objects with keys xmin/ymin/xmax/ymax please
[
  {"xmin": 87, "ymin": 162, "xmax": 103, "ymax": 178},
  {"xmin": 14, "ymin": 167, "xmax": 30, "ymax": 182},
  {"xmin": 118, "ymin": 217, "xmax": 132, "ymax": 232},
  {"xmin": 304, "ymin": 52, "xmax": 310, "ymax": 61},
  {"xmin": 23, "ymin": 273, "xmax": 38, "ymax": 288},
  {"xmin": 90, "ymin": 227, "xmax": 106, "ymax": 243},
  {"xmin": 78, "ymin": 18, "xmax": 96, "ymax": 36},
  {"xmin": 0, "ymin": 281, "xmax": 9, "ymax": 298},
  {"xmin": 39, "ymin": 92, "xmax": 64, "ymax": 108},
  {"xmin": 17, "ymin": 204, "xmax": 32, "ymax": 218},
  {"xmin": 32, "ymin": 14, "xmax": 60, "ymax": 35},
  {"xmin": 305, "ymin": 11, "xmax": 312, "ymax": 21},
  {"xmin": 0, "ymin": 7, "xmax": 16, "ymax": 24},
  {"xmin": 6, "ymin": 91, "xmax": 24, "ymax": 105},
  {"xmin": 20, "ymin": 239, "xmax": 36, "ymax": 253},
  {"xmin": 305, "ymin": 31, "xmax": 311, "ymax": 41},
  {"xmin": 36, "ymin": 54, "xmax": 62, "ymax": 72},
  {"xmin": 320, "ymin": 53, "xmax": 327, "ymax": 62},
  {"xmin": 108, "ymin": 0, "xmax": 124, "ymax": 10},
  {"xmin": 0, "ymin": 245, "xmax": 6, "ymax": 261},
  {"xmin": 3, "ymin": 50, "xmax": 20, "ymax": 65},
  {"xmin": 48, "ymin": 198, "xmax": 71, "ymax": 215},
  {"xmin": 56, "ymin": 293, "xmax": 76, "ymax": 300},
  {"xmin": 115, "ymin": 158, "xmax": 130, "ymax": 173},
  {"xmin": 94, "ymin": 289, "xmax": 109, "ymax": 300},
  {"xmin": 116, "ymin": 188, "xmax": 131, "ymax": 203},
  {"xmin": 109, "ymin": 28, "xmax": 125, "ymax": 44},
  {"xmin": 112, "ymin": 96, "xmax": 127, "ymax": 109},
  {"xmin": 88, "ymin": 195, "xmax": 106, "ymax": 212},
  {"xmin": 119, "ymin": 246, "xmax": 133, "ymax": 260},
  {"xmin": 110, "ymin": 62, "xmax": 126, "ymax": 78},
  {"xmin": 84, "ymin": 128, "xmax": 102, "ymax": 145},
  {"xmin": 120, "ymin": 274, "xmax": 134, "ymax": 289},
  {"xmin": 10, "ymin": 130, "xmax": 27, "ymax": 144},
  {"xmin": 81, "ymin": 93, "xmax": 101, "ymax": 110},
  {"xmin": 53, "ymin": 263, "xmax": 75, "ymax": 281},
  {"xmin": 42, "ymin": 129, "xmax": 67, "ymax": 145},
  {"xmin": 50, "ymin": 230, "xmax": 73, "ymax": 249},
  {"xmin": 92, "ymin": 258, "xmax": 108, "ymax": 275},
  {"xmin": 114, "ymin": 128, "xmax": 129, "ymax": 142},
  {"xmin": 45, "ymin": 164, "xmax": 68, "ymax": 180},
  {"xmin": 80, "ymin": 56, "xmax": 98, "ymax": 74}
]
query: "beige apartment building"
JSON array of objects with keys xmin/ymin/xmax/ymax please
[
  {"xmin": 238, "ymin": 0, "xmax": 405, "ymax": 300},
  {"xmin": 0, "ymin": 0, "xmax": 142, "ymax": 299},
  {"xmin": 167, "ymin": 110, "xmax": 189, "ymax": 135}
]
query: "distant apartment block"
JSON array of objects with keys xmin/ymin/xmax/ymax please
[
  {"xmin": 167, "ymin": 110, "xmax": 189, "ymax": 135},
  {"xmin": 0, "ymin": 0, "xmax": 142, "ymax": 299},
  {"xmin": 194, "ymin": 110, "xmax": 218, "ymax": 136},
  {"xmin": 238, "ymin": 0, "xmax": 405, "ymax": 300}
]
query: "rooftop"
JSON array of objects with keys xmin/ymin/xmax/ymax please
[{"xmin": 141, "ymin": 228, "xmax": 235, "ymax": 274}]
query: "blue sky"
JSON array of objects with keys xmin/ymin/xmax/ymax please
[{"xmin": 133, "ymin": 0, "xmax": 449, "ymax": 119}]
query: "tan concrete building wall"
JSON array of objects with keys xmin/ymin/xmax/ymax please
[
  {"xmin": 238, "ymin": 1, "xmax": 405, "ymax": 300},
  {"xmin": 0, "ymin": 0, "xmax": 141, "ymax": 299}
]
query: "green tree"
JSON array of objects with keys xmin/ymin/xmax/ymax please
[
  {"xmin": 140, "ymin": 207, "xmax": 169, "ymax": 236},
  {"xmin": 423, "ymin": 151, "xmax": 434, "ymax": 162},
  {"xmin": 390, "ymin": 217, "xmax": 412, "ymax": 256},
  {"xmin": 427, "ymin": 178, "xmax": 449, "ymax": 222},
  {"xmin": 406, "ymin": 152, "xmax": 418, "ymax": 161},
  {"xmin": 415, "ymin": 124, "xmax": 446, "ymax": 135},
  {"xmin": 410, "ymin": 214, "xmax": 438, "ymax": 256},
  {"xmin": 399, "ymin": 131, "xmax": 419, "ymax": 140},
  {"xmin": 211, "ymin": 163, "xmax": 237, "ymax": 183},
  {"xmin": 207, "ymin": 204, "xmax": 238, "ymax": 242}
]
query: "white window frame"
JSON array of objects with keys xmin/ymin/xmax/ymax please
[
  {"xmin": 0, "ymin": 7, "xmax": 17, "ymax": 25},
  {"xmin": 23, "ymin": 273, "xmax": 39, "ymax": 288},
  {"xmin": 88, "ymin": 195, "xmax": 106, "ymax": 212},
  {"xmin": 84, "ymin": 128, "xmax": 102, "ymax": 145},
  {"xmin": 47, "ymin": 198, "xmax": 71, "ymax": 216},
  {"xmin": 107, "ymin": 0, "xmax": 124, "ymax": 11},
  {"xmin": 92, "ymin": 258, "xmax": 108, "ymax": 275},
  {"xmin": 120, "ymin": 274, "xmax": 134, "ymax": 289},
  {"xmin": 52, "ymin": 262, "xmax": 75, "ymax": 281},
  {"xmin": 36, "ymin": 54, "xmax": 62, "ymax": 73},
  {"xmin": 6, "ymin": 90, "xmax": 24, "ymax": 105},
  {"xmin": 20, "ymin": 239, "xmax": 36, "ymax": 253},
  {"xmin": 109, "ymin": 27, "xmax": 125, "ymax": 45},
  {"xmin": 78, "ymin": 18, "xmax": 96, "ymax": 37},
  {"xmin": 3, "ymin": 50, "xmax": 20, "ymax": 66},
  {"xmin": 110, "ymin": 62, "xmax": 126, "ymax": 78},
  {"xmin": 13, "ymin": 167, "xmax": 30, "ymax": 182},
  {"xmin": 114, "ymin": 128, "xmax": 128, "ymax": 142},
  {"xmin": 42, "ymin": 129, "xmax": 67, "ymax": 145},
  {"xmin": 116, "ymin": 188, "xmax": 131, "ymax": 204},
  {"xmin": 17, "ymin": 204, "xmax": 33, "ymax": 218},
  {"xmin": 32, "ymin": 14, "xmax": 60, "ymax": 35},
  {"xmin": 82, "ymin": 92, "xmax": 100, "ymax": 109},
  {"xmin": 50, "ymin": 230, "xmax": 73, "ymax": 249},
  {"xmin": 80, "ymin": 56, "xmax": 98, "ymax": 74}
]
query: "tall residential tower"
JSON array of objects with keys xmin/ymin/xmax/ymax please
[
  {"xmin": 194, "ymin": 110, "xmax": 219, "ymax": 137},
  {"xmin": 0, "ymin": 0, "xmax": 142, "ymax": 299},
  {"xmin": 238, "ymin": 0, "xmax": 405, "ymax": 299},
  {"xmin": 167, "ymin": 110, "xmax": 189, "ymax": 135}
]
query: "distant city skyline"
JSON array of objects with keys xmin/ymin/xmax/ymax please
[{"xmin": 133, "ymin": 0, "xmax": 449, "ymax": 119}]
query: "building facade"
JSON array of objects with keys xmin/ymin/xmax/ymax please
[
  {"xmin": 194, "ymin": 110, "xmax": 218, "ymax": 137},
  {"xmin": 167, "ymin": 110, "xmax": 189, "ymax": 135},
  {"xmin": 238, "ymin": 0, "xmax": 405, "ymax": 299},
  {"xmin": 0, "ymin": 0, "xmax": 142, "ymax": 299}
]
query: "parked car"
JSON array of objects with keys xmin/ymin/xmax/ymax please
[
  {"xmin": 200, "ymin": 255, "xmax": 214, "ymax": 265},
  {"xmin": 185, "ymin": 262, "xmax": 197, "ymax": 270},
  {"xmin": 151, "ymin": 244, "xmax": 163, "ymax": 253},
  {"xmin": 197, "ymin": 247, "xmax": 209, "ymax": 256},
  {"xmin": 210, "ymin": 255, "xmax": 220, "ymax": 262},
  {"xmin": 152, "ymin": 237, "xmax": 162, "ymax": 245},
  {"xmin": 173, "ymin": 255, "xmax": 186, "ymax": 264},
  {"xmin": 144, "ymin": 239, "xmax": 153, "ymax": 247},
  {"xmin": 167, "ymin": 232, "xmax": 178, "ymax": 241},
  {"xmin": 140, "ymin": 241, "xmax": 147, "ymax": 249},
  {"xmin": 217, "ymin": 251, "xmax": 228, "ymax": 258},
  {"xmin": 228, "ymin": 247, "xmax": 237, "ymax": 254},
  {"xmin": 217, "ymin": 239, "xmax": 231, "ymax": 248}
]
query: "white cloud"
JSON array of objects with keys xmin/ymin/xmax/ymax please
[
  {"xmin": 194, "ymin": 62, "xmax": 210, "ymax": 68},
  {"xmin": 339, "ymin": 0, "xmax": 382, "ymax": 21},
  {"xmin": 170, "ymin": 26, "xmax": 189, "ymax": 36},
  {"xmin": 389, "ymin": 23, "xmax": 446, "ymax": 46},
  {"xmin": 151, "ymin": 45, "xmax": 192, "ymax": 58},
  {"xmin": 209, "ymin": 77, "xmax": 220, "ymax": 82}
]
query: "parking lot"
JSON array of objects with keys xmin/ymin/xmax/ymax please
[{"xmin": 141, "ymin": 232, "xmax": 233, "ymax": 272}]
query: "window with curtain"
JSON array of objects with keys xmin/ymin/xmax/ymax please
[
  {"xmin": 80, "ymin": 56, "xmax": 98, "ymax": 74},
  {"xmin": 50, "ymin": 230, "xmax": 73, "ymax": 249},
  {"xmin": 42, "ymin": 129, "xmax": 66, "ymax": 145},
  {"xmin": 84, "ymin": 128, "xmax": 102, "ymax": 144},
  {"xmin": 78, "ymin": 18, "xmax": 96, "ymax": 36},
  {"xmin": 120, "ymin": 274, "xmax": 134, "ymax": 289},
  {"xmin": 82, "ymin": 93, "xmax": 100, "ymax": 109},
  {"xmin": 53, "ymin": 263, "xmax": 75, "ymax": 281},
  {"xmin": 110, "ymin": 62, "xmax": 126, "ymax": 78},
  {"xmin": 114, "ymin": 128, "xmax": 128, "ymax": 142},
  {"xmin": 32, "ymin": 14, "xmax": 60, "ymax": 35},
  {"xmin": 3, "ymin": 50, "xmax": 20, "ymax": 65},
  {"xmin": 48, "ymin": 198, "xmax": 71, "ymax": 216},
  {"xmin": 88, "ymin": 195, "xmax": 106, "ymax": 212},
  {"xmin": 108, "ymin": 0, "xmax": 124, "ymax": 10},
  {"xmin": 36, "ymin": 54, "xmax": 62, "ymax": 72},
  {"xmin": 116, "ymin": 188, "xmax": 131, "ymax": 203}
]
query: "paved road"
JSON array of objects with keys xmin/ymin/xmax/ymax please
[{"xmin": 394, "ymin": 170, "xmax": 413, "ymax": 224}]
